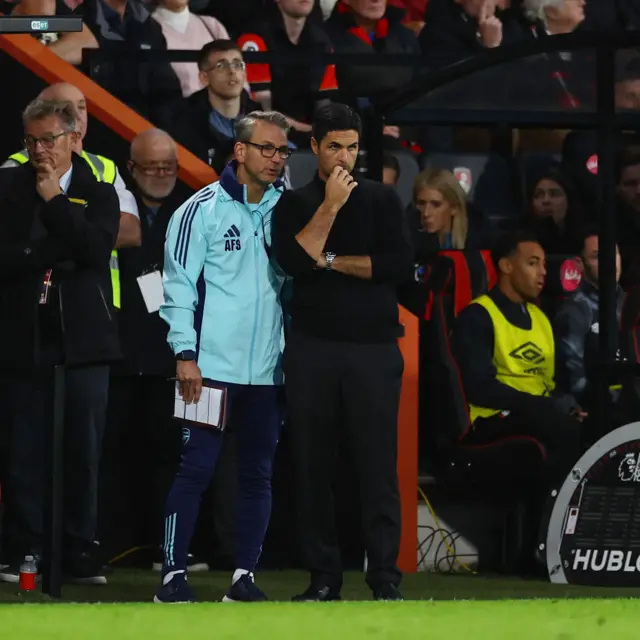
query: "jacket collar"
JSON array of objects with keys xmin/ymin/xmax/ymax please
[{"xmin": 219, "ymin": 160, "xmax": 284, "ymax": 205}]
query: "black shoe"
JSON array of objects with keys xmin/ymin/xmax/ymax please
[
  {"xmin": 373, "ymin": 583, "xmax": 403, "ymax": 601},
  {"xmin": 292, "ymin": 584, "xmax": 342, "ymax": 602},
  {"xmin": 64, "ymin": 551, "xmax": 107, "ymax": 585},
  {"xmin": 222, "ymin": 573, "xmax": 268, "ymax": 603}
]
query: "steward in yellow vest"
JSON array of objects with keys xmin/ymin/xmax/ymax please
[
  {"xmin": 7, "ymin": 149, "xmax": 121, "ymax": 309},
  {"xmin": 450, "ymin": 230, "xmax": 583, "ymax": 462}
]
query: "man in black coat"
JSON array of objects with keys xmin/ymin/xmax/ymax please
[
  {"xmin": 272, "ymin": 103, "xmax": 414, "ymax": 602},
  {"xmin": 0, "ymin": 99, "xmax": 120, "ymax": 584}
]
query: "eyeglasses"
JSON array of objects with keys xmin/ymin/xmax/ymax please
[
  {"xmin": 24, "ymin": 131, "xmax": 68, "ymax": 149},
  {"xmin": 245, "ymin": 142, "xmax": 293, "ymax": 160},
  {"xmin": 205, "ymin": 60, "xmax": 246, "ymax": 73},
  {"xmin": 131, "ymin": 161, "xmax": 178, "ymax": 176}
]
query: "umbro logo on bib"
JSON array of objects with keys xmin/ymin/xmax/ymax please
[
  {"xmin": 224, "ymin": 225, "xmax": 242, "ymax": 252},
  {"xmin": 509, "ymin": 342, "xmax": 544, "ymax": 365}
]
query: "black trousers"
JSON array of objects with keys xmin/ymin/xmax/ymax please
[
  {"xmin": 284, "ymin": 331, "xmax": 403, "ymax": 589},
  {"xmin": 464, "ymin": 404, "xmax": 583, "ymax": 488},
  {"xmin": 1, "ymin": 364, "xmax": 109, "ymax": 561},
  {"xmin": 98, "ymin": 375, "xmax": 180, "ymax": 557}
]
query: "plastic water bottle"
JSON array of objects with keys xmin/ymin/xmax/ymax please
[{"xmin": 19, "ymin": 555, "xmax": 37, "ymax": 593}]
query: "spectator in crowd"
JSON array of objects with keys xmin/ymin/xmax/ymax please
[
  {"xmin": 204, "ymin": 0, "xmax": 324, "ymax": 37},
  {"xmin": 410, "ymin": 167, "xmax": 491, "ymax": 261},
  {"xmin": 9, "ymin": 0, "xmax": 99, "ymax": 55},
  {"xmin": 155, "ymin": 111, "xmax": 291, "ymax": 604},
  {"xmin": 153, "ymin": 0, "xmax": 230, "ymax": 97},
  {"xmin": 519, "ymin": 0, "xmax": 591, "ymax": 109},
  {"xmin": 554, "ymin": 226, "xmax": 625, "ymax": 418},
  {"xmin": 615, "ymin": 149, "xmax": 640, "ymax": 288},
  {"xmin": 451, "ymin": 229, "xmax": 583, "ymax": 486},
  {"xmin": 238, "ymin": 0, "xmax": 340, "ymax": 148},
  {"xmin": 2, "ymin": 82, "xmax": 141, "ymax": 312},
  {"xmin": 43, "ymin": 0, "xmax": 183, "ymax": 127},
  {"xmin": 516, "ymin": 171, "xmax": 583, "ymax": 255},
  {"xmin": 561, "ymin": 56, "xmax": 640, "ymax": 218},
  {"xmin": 0, "ymin": 99, "xmax": 120, "ymax": 584},
  {"xmin": 325, "ymin": 0, "xmax": 420, "ymax": 101},
  {"xmin": 382, "ymin": 153, "xmax": 400, "ymax": 186},
  {"xmin": 170, "ymin": 40, "xmax": 261, "ymax": 167},
  {"xmin": 97, "ymin": 129, "xmax": 205, "ymax": 571},
  {"xmin": 419, "ymin": 0, "xmax": 525, "ymax": 70},
  {"xmin": 522, "ymin": 0, "xmax": 585, "ymax": 35},
  {"xmin": 272, "ymin": 103, "xmax": 413, "ymax": 602}
]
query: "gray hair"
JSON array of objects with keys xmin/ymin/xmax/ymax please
[
  {"xmin": 235, "ymin": 111, "xmax": 290, "ymax": 143},
  {"xmin": 522, "ymin": 0, "xmax": 564, "ymax": 23},
  {"xmin": 22, "ymin": 99, "xmax": 77, "ymax": 133}
]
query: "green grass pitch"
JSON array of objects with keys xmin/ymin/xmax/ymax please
[{"xmin": 1, "ymin": 570, "xmax": 639, "ymax": 638}]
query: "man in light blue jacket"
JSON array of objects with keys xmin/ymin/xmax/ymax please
[{"xmin": 154, "ymin": 111, "xmax": 291, "ymax": 604}]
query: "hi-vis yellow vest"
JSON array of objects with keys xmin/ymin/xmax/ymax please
[
  {"xmin": 9, "ymin": 149, "xmax": 121, "ymax": 310},
  {"xmin": 468, "ymin": 295, "xmax": 555, "ymax": 424}
]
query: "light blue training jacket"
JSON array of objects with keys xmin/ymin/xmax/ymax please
[{"xmin": 161, "ymin": 162, "xmax": 286, "ymax": 385}]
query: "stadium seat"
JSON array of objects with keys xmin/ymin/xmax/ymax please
[
  {"xmin": 287, "ymin": 150, "xmax": 318, "ymax": 189},
  {"xmin": 422, "ymin": 152, "xmax": 518, "ymax": 225},
  {"xmin": 538, "ymin": 254, "xmax": 581, "ymax": 322},
  {"xmin": 421, "ymin": 285, "xmax": 547, "ymax": 573},
  {"xmin": 392, "ymin": 151, "xmax": 420, "ymax": 208}
]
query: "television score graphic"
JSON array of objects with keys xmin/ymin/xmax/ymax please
[
  {"xmin": 0, "ymin": 16, "xmax": 82, "ymax": 34},
  {"xmin": 545, "ymin": 422, "xmax": 640, "ymax": 586}
]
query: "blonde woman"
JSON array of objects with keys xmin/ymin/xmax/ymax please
[
  {"xmin": 414, "ymin": 167, "xmax": 469, "ymax": 250},
  {"xmin": 411, "ymin": 167, "xmax": 491, "ymax": 263}
]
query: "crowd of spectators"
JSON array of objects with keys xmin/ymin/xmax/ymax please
[{"xmin": 2, "ymin": 0, "xmax": 640, "ymax": 585}]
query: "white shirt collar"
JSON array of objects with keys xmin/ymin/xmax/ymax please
[{"xmin": 59, "ymin": 165, "xmax": 73, "ymax": 194}]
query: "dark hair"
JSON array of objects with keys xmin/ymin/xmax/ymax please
[
  {"xmin": 312, "ymin": 102, "xmax": 362, "ymax": 143},
  {"xmin": 615, "ymin": 147, "xmax": 640, "ymax": 183},
  {"xmin": 492, "ymin": 229, "xmax": 541, "ymax": 270},
  {"xmin": 383, "ymin": 153, "xmax": 400, "ymax": 178},
  {"xmin": 576, "ymin": 223, "xmax": 600, "ymax": 255},
  {"xmin": 527, "ymin": 169, "xmax": 577, "ymax": 213},
  {"xmin": 197, "ymin": 40, "xmax": 241, "ymax": 71}
]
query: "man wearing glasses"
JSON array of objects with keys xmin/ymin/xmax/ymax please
[
  {"xmin": 155, "ymin": 111, "xmax": 292, "ymax": 604},
  {"xmin": 169, "ymin": 40, "xmax": 262, "ymax": 170},
  {"xmin": 98, "ymin": 129, "xmax": 211, "ymax": 571},
  {"xmin": 0, "ymin": 99, "xmax": 121, "ymax": 585}
]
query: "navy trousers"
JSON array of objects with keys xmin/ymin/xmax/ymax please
[{"xmin": 162, "ymin": 383, "xmax": 282, "ymax": 573}]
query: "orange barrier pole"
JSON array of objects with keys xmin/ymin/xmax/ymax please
[
  {"xmin": 397, "ymin": 306, "xmax": 419, "ymax": 573},
  {"xmin": 0, "ymin": 30, "xmax": 217, "ymax": 190}
]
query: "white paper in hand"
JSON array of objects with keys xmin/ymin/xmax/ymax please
[
  {"xmin": 173, "ymin": 382, "xmax": 227, "ymax": 430},
  {"xmin": 137, "ymin": 270, "xmax": 164, "ymax": 313}
]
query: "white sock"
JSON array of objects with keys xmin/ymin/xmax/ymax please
[
  {"xmin": 232, "ymin": 569, "xmax": 253, "ymax": 585},
  {"xmin": 163, "ymin": 569, "xmax": 186, "ymax": 586}
]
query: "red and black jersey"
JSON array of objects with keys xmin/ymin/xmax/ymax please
[{"xmin": 237, "ymin": 9, "xmax": 338, "ymax": 124}]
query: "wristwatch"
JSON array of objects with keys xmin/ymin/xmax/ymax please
[
  {"xmin": 176, "ymin": 350, "xmax": 196, "ymax": 361},
  {"xmin": 325, "ymin": 252, "xmax": 336, "ymax": 271}
]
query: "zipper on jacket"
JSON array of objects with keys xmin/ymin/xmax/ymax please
[
  {"xmin": 98, "ymin": 284, "xmax": 113, "ymax": 322},
  {"xmin": 247, "ymin": 228, "xmax": 261, "ymax": 384}
]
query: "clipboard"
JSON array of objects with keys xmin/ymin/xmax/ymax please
[{"xmin": 173, "ymin": 381, "xmax": 228, "ymax": 432}]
